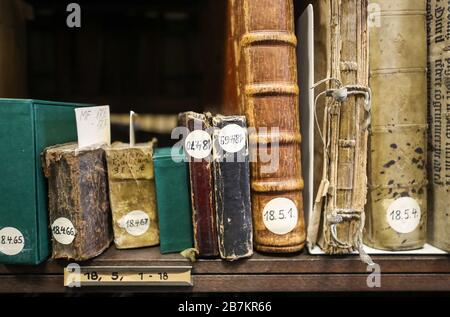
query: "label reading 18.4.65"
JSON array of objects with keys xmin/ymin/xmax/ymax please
[{"xmin": 0, "ymin": 227, "xmax": 25, "ymax": 256}]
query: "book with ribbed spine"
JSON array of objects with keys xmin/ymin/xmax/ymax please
[{"xmin": 225, "ymin": 0, "xmax": 305, "ymax": 253}]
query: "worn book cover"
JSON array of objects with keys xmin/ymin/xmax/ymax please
[
  {"xmin": 365, "ymin": 0, "xmax": 428, "ymax": 250},
  {"xmin": 178, "ymin": 111, "xmax": 219, "ymax": 257},
  {"xmin": 153, "ymin": 147, "xmax": 193, "ymax": 254},
  {"xmin": 212, "ymin": 115, "xmax": 253, "ymax": 261},
  {"xmin": 426, "ymin": 0, "xmax": 450, "ymax": 252},
  {"xmin": 43, "ymin": 143, "xmax": 112, "ymax": 260},
  {"xmin": 105, "ymin": 141, "xmax": 159, "ymax": 249},
  {"xmin": 308, "ymin": 0, "xmax": 371, "ymax": 258},
  {"xmin": 224, "ymin": 0, "xmax": 305, "ymax": 253},
  {"xmin": 0, "ymin": 99, "xmax": 88, "ymax": 265}
]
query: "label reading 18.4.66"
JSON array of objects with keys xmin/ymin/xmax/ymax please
[{"xmin": 52, "ymin": 217, "xmax": 76, "ymax": 245}]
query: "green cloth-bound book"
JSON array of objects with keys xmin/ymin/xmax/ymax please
[
  {"xmin": 0, "ymin": 99, "xmax": 89, "ymax": 265},
  {"xmin": 153, "ymin": 147, "xmax": 193, "ymax": 254}
]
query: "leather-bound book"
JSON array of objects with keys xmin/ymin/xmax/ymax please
[
  {"xmin": 153, "ymin": 147, "xmax": 194, "ymax": 254},
  {"xmin": 212, "ymin": 115, "xmax": 253, "ymax": 260},
  {"xmin": 365, "ymin": 0, "xmax": 428, "ymax": 250},
  {"xmin": 224, "ymin": 0, "xmax": 305, "ymax": 253},
  {"xmin": 427, "ymin": 0, "xmax": 450, "ymax": 252},
  {"xmin": 178, "ymin": 111, "xmax": 219, "ymax": 257},
  {"xmin": 105, "ymin": 141, "xmax": 159, "ymax": 249},
  {"xmin": 42, "ymin": 143, "xmax": 112, "ymax": 260},
  {"xmin": 308, "ymin": 0, "xmax": 371, "ymax": 258}
]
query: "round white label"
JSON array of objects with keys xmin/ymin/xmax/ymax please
[
  {"xmin": 185, "ymin": 130, "xmax": 212, "ymax": 159},
  {"xmin": 386, "ymin": 197, "xmax": 421, "ymax": 234},
  {"xmin": 0, "ymin": 227, "xmax": 25, "ymax": 256},
  {"xmin": 118, "ymin": 210, "xmax": 150, "ymax": 236},
  {"xmin": 51, "ymin": 217, "xmax": 76, "ymax": 245},
  {"xmin": 218, "ymin": 124, "xmax": 246, "ymax": 153},
  {"xmin": 262, "ymin": 198, "xmax": 298, "ymax": 235}
]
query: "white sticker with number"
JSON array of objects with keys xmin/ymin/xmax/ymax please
[
  {"xmin": 118, "ymin": 210, "xmax": 150, "ymax": 236},
  {"xmin": 0, "ymin": 227, "xmax": 25, "ymax": 256},
  {"xmin": 218, "ymin": 124, "xmax": 246, "ymax": 153},
  {"xmin": 52, "ymin": 217, "xmax": 76, "ymax": 245},
  {"xmin": 386, "ymin": 197, "xmax": 421, "ymax": 234},
  {"xmin": 263, "ymin": 198, "xmax": 298, "ymax": 235},
  {"xmin": 185, "ymin": 130, "xmax": 212, "ymax": 159}
]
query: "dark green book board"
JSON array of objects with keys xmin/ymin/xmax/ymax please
[
  {"xmin": 153, "ymin": 147, "xmax": 193, "ymax": 253},
  {"xmin": 0, "ymin": 99, "xmax": 89, "ymax": 265}
]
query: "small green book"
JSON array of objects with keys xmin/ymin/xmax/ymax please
[
  {"xmin": 153, "ymin": 147, "xmax": 193, "ymax": 254},
  {"xmin": 0, "ymin": 99, "xmax": 89, "ymax": 264}
]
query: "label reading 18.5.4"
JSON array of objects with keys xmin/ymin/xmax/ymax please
[{"xmin": 386, "ymin": 197, "xmax": 421, "ymax": 234}]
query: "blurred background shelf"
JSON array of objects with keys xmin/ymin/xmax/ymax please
[{"xmin": 0, "ymin": 246, "xmax": 449, "ymax": 293}]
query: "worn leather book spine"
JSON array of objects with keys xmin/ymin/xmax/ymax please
[
  {"xmin": 43, "ymin": 143, "xmax": 112, "ymax": 260},
  {"xmin": 365, "ymin": 0, "xmax": 428, "ymax": 250},
  {"xmin": 212, "ymin": 115, "xmax": 253, "ymax": 260},
  {"xmin": 427, "ymin": 0, "xmax": 450, "ymax": 252},
  {"xmin": 307, "ymin": 0, "xmax": 370, "ymax": 256},
  {"xmin": 226, "ymin": 0, "xmax": 305, "ymax": 253},
  {"xmin": 105, "ymin": 141, "xmax": 159, "ymax": 249},
  {"xmin": 178, "ymin": 112, "xmax": 219, "ymax": 257}
]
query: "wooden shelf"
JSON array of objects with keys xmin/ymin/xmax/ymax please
[{"xmin": 0, "ymin": 247, "xmax": 449, "ymax": 293}]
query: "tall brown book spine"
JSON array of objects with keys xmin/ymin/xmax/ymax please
[
  {"xmin": 226, "ymin": 0, "xmax": 305, "ymax": 253},
  {"xmin": 178, "ymin": 112, "xmax": 219, "ymax": 257},
  {"xmin": 42, "ymin": 143, "xmax": 112, "ymax": 261}
]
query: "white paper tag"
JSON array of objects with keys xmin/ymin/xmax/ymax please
[
  {"xmin": 118, "ymin": 210, "xmax": 150, "ymax": 236},
  {"xmin": 218, "ymin": 124, "xmax": 246, "ymax": 153},
  {"xmin": 0, "ymin": 227, "xmax": 25, "ymax": 256},
  {"xmin": 263, "ymin": 198, "xmax": 298, "ymax": 235},
  {"xmin": 75, "ymin": 105, "xmax": 111, "ymax": 148},
  {"xmin": 185, "ymin": 130, "xmax": 212, "ymax": 159},
  {"xmin": 386, "ymin": 197, "xmax": 421, "ymax": 234},
  {"xmin": 52, "ymin": 217, "xmax": 76, "ymax": 245}
]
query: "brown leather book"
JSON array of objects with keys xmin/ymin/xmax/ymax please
[
  {"xmin": 224, "ymin": 0, "xmax": 305, "ymax": 253},
  {"xmin": 178, "ymin": 112, "xmax": 219, "ymax": 257},
  {"xmin": 42, "ymin": 143, "xmax": 112, "ymax": 261}
]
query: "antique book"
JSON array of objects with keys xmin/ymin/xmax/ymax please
[
  {"xmin": 43, "ymin": 143, "xmax": 112, "ymax": 260},
  {"xmin": 308, "ymin": 0, "xmax": 371, "ymax": 258},
  {"xmin": 105, "ymin": 141, "xmax": 159, "ymax": 249},
  {"xmin": 225, "ymin": 0, "xmax": 305, "ymax": 253},
  {"xmin": 365, "ymin": 0, "xmax": 428, "ymax": 250},
  {"xmin": 178, "ymin": 111, "xmax": 219, "ymax": 257},
  {"xmin": 427, "ymin": 0, "xmax": 450, "ymax": 252},
  {"xmin": 212, "ymin": 115, "xmax": 253, "ymax": 260},
  {"xmin": 153, "ymin": 147, "xmax": 193, "ymax": 254},
  {"xmin": 0, "ymin": 99, "xmax": 88, "ymax": 265}
]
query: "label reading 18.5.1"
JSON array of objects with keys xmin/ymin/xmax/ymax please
[{"xmin": 263, "ymin": 198, "xmax": 298, "ymax": 235}]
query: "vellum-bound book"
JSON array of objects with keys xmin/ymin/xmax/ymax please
[
  {"xmin": 365, "ymin": 0, "xmax": 428, "ymax": 251},
  {"xmin": 427, "ymin": 0, "xmax": 450, "ymax": 252},
  {"xmin": 105, "ymin": 140, "xmax": 159, "ymax": 249},
  {"xmin": 308, "ymin": 0, "xmax": 371, "ymax": 260}
]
